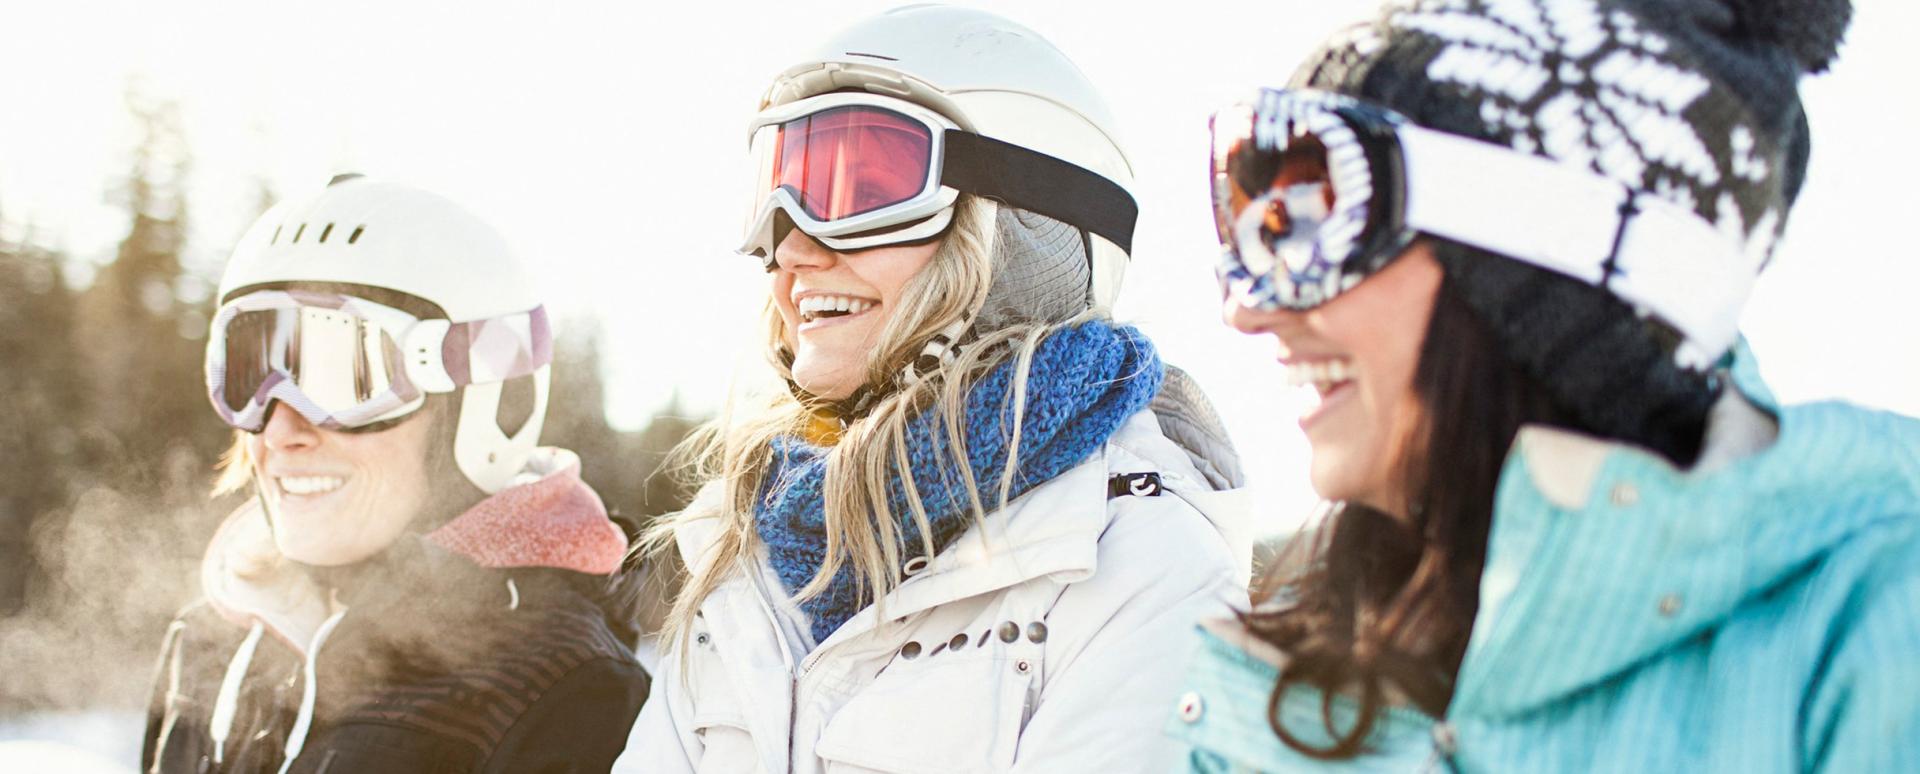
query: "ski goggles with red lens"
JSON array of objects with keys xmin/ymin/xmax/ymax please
[
  {"xmin": 205, "ymin": 288, "xmax": 551, "ymax": 433},
  {"xmin": 1210, "ymin": 88, "xmax": 1756, "ymax": 365},
  {"xmin": 739, "ymin": 92, "xmax": 1138, "ymax": 261}
]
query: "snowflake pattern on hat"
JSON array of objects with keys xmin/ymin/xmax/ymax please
[{"xmin": 1382, "ymin": 0, "xmax": 1786, "ymax": 273}]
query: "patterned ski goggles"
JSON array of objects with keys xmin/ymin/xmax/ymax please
[
  {"xmin": 205, "ymin": 289, "xmax": 551, "ymax": 433},
  {"xmin": 1210, "ymin": 88, "xmax": 1753, "ymax": 363},
  {"xmin": 739, "ymin": 92, "xmax": 1137, "ymax": 261}
]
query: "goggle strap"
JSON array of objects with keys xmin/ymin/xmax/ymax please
[
  {"xmin": 940, "ymin": 130, "xmax": 1137, "ymax": 254},
  {"xmin": 440, "ymin": 305, "xmax": 554, "ymax": 387},
  {"xmin": 1399, "ymin": 126, "xmax": 1750, "ymax": 365}
]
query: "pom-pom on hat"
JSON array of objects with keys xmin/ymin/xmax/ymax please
[{"xmin": 1293, "ymin": 0, "xmax": 1852, "ymax": 464}]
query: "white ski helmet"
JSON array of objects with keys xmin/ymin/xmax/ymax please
[
  {"xmin": 760, "ymin": 4, "xmax": 1138, "ymax": 314},
  {"xmin": 216, "ymin": 175, "xmax": 551, "ymax": 494}
]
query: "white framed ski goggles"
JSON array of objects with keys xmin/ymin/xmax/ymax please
[
  {"xmin": 205, "ymin": 288, "xmax": 551, "ymax": 433},
  {"xmin": 739, "ymin": 92, "xmax": 1137, "ymax": 261},
  {"xmin": 1210, "ymin": 88, "xmax": 1755, "ymax": 364}
]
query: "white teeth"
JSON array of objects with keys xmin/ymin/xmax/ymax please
[
  {"xmin": 796, "ymin": 294, "xmax": 877, "ymax": 321},
  {"xmin": 1285, "ymin": 359, "xmax": 1355, "ymax": 391},
  {"xmin": 279, "ymin": 476, "xmax": 345, "ymax": 495}
]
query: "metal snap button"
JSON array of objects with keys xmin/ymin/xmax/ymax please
[
  {"xmin": 1015, "ymin": 660, "xmax": 1032, "ymax": 675},
  {"xmin": 901, "ymin": 641, "xmax": 922, "ymax": 659},
  {"xmin": 1658, "ymin": 594, "xmax": 1682, "ymax": 617},
  {"xmin": 977, "ymin": 630, "xmax": 991, "ymax": 648},
  {"xmin": 949, "ymin": 633, "xmax": 969, "ymax": 650},
  {"xmin": 998, "ymin": 621, "xmax": 1019, "ymax": 643},
  {"xmin": 1177, "ymin": 692, "xmax": 1204, "ymax": 723},
  {"xmin": 1610, "ymin": 483, "xmax": 1640, "ymax": 507},
  {"xmin": 1026, "ymin": 622, "xmax": 1049, "ymax": 644},
  {"xmin": 903, "ymin": 556, "xmax": 930, "ymax": 576},
  {"xmin": 694, "ymin": 632, "xmax": 710, "ymax": 646}
]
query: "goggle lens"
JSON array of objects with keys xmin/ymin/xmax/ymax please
[
  {"xmin": 770, "ymin": 106, "xmax": 934, "ymax": 222},
  {"xmin": 1220, "ymin": 133, "xmax": 1337, "ymax": 282},
  {"xmin": 1210, "ymin": 92, "xmax": 1394, "ymax": 311},
  {"xmin": 217, "ymin": 305, "xmax": 410, "ymax": 425}
]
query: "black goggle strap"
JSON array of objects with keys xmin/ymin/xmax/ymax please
[{"xmin": 940, "ymin": 130, "xmax": 1137, "ymax": 255}]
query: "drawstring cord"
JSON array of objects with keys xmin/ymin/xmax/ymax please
[
  {"xmin": 277, "ymin": 606, "xmax": 348, "ymax": 774},
  {"xmin": 209, "ymin": 622, "xmax": 265, "ymax": 765},
  {"xmin": 147, "ymin": 620, "xmax": 190, "ymax": 774}
]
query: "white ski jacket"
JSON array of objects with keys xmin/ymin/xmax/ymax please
[{"xmin": 619, "ymin": 411, "xmax": 1252, "ymax": 773}]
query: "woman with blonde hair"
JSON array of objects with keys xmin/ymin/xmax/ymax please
[
  {"xmin": 144, "ymin": 176, "xmax": 648, "ymax": 773},
  {"xmin": 623, "ymin": 6, "xmax": 1250, "ymax": 772}
]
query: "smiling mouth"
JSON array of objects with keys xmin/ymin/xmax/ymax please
[
  {"xmin": 1286, "ymin": 358, "xmax": 1354, "ymax": 397},
  {"xmin": 796, "ymin": 293, "xmax": 878, "ymax": 323},
  {"xmin": 277, "ymin": 475, "xmax": 347, "ymax": 497}
]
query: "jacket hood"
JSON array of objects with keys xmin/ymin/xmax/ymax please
[
  {"xmin": 201, "ymin": 447, "xmax": 627, "ymax": 651},
  {"xmin": 1455, "ymin": 340, "xmax": 1920, "ymax": 715}
]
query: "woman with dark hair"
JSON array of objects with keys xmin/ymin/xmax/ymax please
[
  {"xmin": 1168, "ymin": 0, "xmax": 1920, "ymax": 770},
  {"xmin": 144, "ymin": 177, "xmax": 648, "ymax": 773}
]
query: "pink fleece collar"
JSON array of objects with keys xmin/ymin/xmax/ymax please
[{"xmin": 425, "ymin": 448, "xmax": 628, "ymax": 575}]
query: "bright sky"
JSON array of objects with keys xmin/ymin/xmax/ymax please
[{"xmin": 4, "ymin": 1, "xmax": 1916, "ymax": 530}]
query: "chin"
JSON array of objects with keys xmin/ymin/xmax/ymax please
[
  {"xmin": 273, "ymin": 536, "xmax": 371, "ymax": 567},
  {"xmin": 791, "ymin": 364, "xmax": 863, "ymax": 401},
  {"xmin": 1308, "ymin": 458, "xmax": 1366, "ymax": 507}
]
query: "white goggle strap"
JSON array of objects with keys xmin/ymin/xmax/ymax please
[{"xmin": 1398, "ymin": 126, "xmax": 1754, "ymax": 367}]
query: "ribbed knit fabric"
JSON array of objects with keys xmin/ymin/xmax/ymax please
[
  {"xmin": 976, "ymin": 207, "xmax": 1091, "ymax": 331},
  {"xmin": 756, "ymin": 322, "xmax": 1163, "ymax": 644}
]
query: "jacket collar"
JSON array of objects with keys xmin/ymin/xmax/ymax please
[
  {"xmin": 423, "ymin": 447, "xmax": 627, "ymax": 575},
  {"xmin": 202, "ymin": 446, "xmax": 620, "ymax": 652},
  {"xmin": 1456, "ymin": 340, "xmax": 1910, "ymax": 714}
]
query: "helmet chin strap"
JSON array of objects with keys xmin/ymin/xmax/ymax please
[{"xmin": 780, "ymin": 310, "xmax": 975, "ymax": 425}]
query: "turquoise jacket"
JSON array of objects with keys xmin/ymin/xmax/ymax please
[{"xmin": 1167, "ymin": 347, "xmax": 1920, "ymax": 772}]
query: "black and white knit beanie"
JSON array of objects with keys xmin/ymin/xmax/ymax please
[{"xmin": 1294, "ymin": 0, "xmax": 1852, "ymax": 464}]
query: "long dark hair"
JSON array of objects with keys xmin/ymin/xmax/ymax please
[{"xmin": 1246, "ymin": 264, "xmax": 1568, "ymax": 757}]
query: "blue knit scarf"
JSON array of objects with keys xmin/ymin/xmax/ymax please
[{"xmin": 755, "ymin": 322, "xmax": 1163, "ymax": 645}]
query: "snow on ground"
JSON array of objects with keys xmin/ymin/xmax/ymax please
[{"xmin": 0, "ymin": 711, "xmax": 141, "ymax": 773}]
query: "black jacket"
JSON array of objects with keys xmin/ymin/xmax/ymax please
[{"xmin": 143, "ymin": 536, "xmax": 648, "ymax": 773}]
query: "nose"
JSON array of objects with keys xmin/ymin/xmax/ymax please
[
  {"xmin": 260, "ymin": 402, "xmax": 321, "ymax": 452},
  {"xmin": 1221, "ymin": 290, "xmax": 1305, "ymax": 336},
  {"xmin": 773, "ymin": 229, "xmax": 838, "ymax": 272}
]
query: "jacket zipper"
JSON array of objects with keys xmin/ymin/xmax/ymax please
[{"xmin": 737, "ymin": 560, "xmax": 801, "ymax": 771}]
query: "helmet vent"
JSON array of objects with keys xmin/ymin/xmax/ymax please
[
  {"xmin": 845, "ymin": 51, "xmax": 899, "ymax": 61},
  {"xmin": 271, "ymin": 225, "xmax": 283, "ymax": 245},
  {"xmin": 292, "ymin": 223, "xmax": 307, "ymax": 243},
  {"xmin": 348, "ymin": 225, "xmax": 365, "ymax": 244},
  {"xmin": 318, "ymin": 223, "xmax": 335, "ymax": 243}
]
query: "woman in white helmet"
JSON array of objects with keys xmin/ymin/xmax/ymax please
[
  {"xmin": 143, "ymin": 176, "xmax": 648, "ymax": 773},
  {"xmin": 622, "ymin": 6, "xmax": 1250, "ymax": 772}
]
